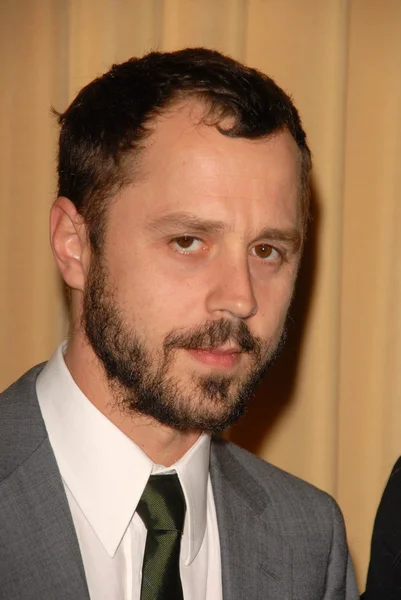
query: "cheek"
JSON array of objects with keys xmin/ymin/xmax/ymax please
[
  {"xmin": 109, "ymin": 254, "xmax": 206, "ymax": 335},
  {"xmin": 254, "ymin": 274, "xmax": 296, "ymax": 332}
]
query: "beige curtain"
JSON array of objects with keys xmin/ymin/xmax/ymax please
[{"xmin": 1, "ymin": 0, "xmax": 401, "ymax": 587}]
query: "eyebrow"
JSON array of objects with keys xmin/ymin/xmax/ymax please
[
  {"xmin": 145, "ymin": 213, "xmax": 227, "ymax": 234},
  {"xmin": 256, "ymin": 227, "xmax": 303, "ymax": 251},
  {"xmin": 145, "ymin": 212, "xmax": 302, "ymax": 251}
]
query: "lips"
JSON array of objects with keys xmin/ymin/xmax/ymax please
[{"xmin": 186, "ymin": 347, "xmax": 242, "ymax": 368}]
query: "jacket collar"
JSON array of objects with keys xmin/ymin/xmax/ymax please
[
  {"xmin": 0, "ymin": 365, "xmax": 90, "ymax": 599},
  {"xmin": 210, "ymin": 437, "xmax": 292, "ymax": 600}
]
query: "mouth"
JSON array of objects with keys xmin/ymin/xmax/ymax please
[{"xmin": 186, "ymin": 346, "xmax": 243, "ymax": 369}]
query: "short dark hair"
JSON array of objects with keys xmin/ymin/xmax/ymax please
[{"xmin": 55, "ymin": 47, "xmax": 311, "ymax": 252}]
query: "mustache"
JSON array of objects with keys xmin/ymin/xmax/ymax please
[{"xmin": 163, "ymin": 319, "xmax": 262, "ymax": 355}]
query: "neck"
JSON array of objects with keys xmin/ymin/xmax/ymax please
[{"xmin": 64, "ymin": 334, "xmax": 201, "ymax": 466}]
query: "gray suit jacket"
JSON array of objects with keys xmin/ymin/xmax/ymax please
[{"xmin": 0, "ymin": 365, "xmax": 359, "ymax": 599}]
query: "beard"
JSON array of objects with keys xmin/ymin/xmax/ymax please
[{"xmin": 82, "ymin": 254, "xmax": 287, "ymax": 433}]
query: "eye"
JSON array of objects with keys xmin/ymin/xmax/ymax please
[
  {"xmin": 171, "ymin": 235, "xmax": 205, "ymax": 254},
  {"xmin": 251, "ymin": 243, "xmax": 280, "ymax": 261}
]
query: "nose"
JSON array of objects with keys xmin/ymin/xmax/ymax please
[{"xmin": 205, "ymin": 255, "xmax": 257, "ymax": 320}]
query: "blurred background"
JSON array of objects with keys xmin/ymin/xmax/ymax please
[{"xmin": 1, "ymin": 0, "xmax": 401, "ymax": 589}]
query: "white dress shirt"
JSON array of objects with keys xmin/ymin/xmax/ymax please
[{"xmin": 36, "ymin": 343, "xmax": 222, "ymax": 600}]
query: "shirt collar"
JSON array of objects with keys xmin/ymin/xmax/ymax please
[{"xmin": 36, "ymin": 342, "xmax": 211, "ymax": 564}]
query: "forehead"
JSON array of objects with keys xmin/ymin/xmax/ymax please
[
  {"xmin": 116, "ymin": 100, "xmax": 302, "ymax": 230},
  {"xmin": 144, "ymin": 100, "xmax": 300, "ymax": 178}
]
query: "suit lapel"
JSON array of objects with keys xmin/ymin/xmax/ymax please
[
  {"xmin": 0, "ymin": 366, "xmax": 90, "ymax": 600},
  {"xmin": 11, "ymin": 444, "xmax": 90, "ymax": 599},
  {"xmin": 210, "ymin": 438, "xmax": 292, "ymax": 600}
]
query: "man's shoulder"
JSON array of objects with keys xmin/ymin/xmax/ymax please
[
  {"xmin": 0, "ymin": 364, "xmax": 47, "ymax": 481},
  {"xmin": 211, "ymin": 436, "xmax": 338, "ymax": 516},
  {"xmin": 210, "ymin": 440, "xmax": 358, "ymax": 599},
  {"xmin": 0, "ymin": 363, "xmax": 46, "ymax": 401}
]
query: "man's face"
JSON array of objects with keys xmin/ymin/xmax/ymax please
[{"xmin": 82, "ymin": 102, "xmax": 303, "ymax": 432}]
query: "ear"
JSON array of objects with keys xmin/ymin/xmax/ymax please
[{"xmin": 50, "ymin": 197, "xmax": 90, "ymax": 291}]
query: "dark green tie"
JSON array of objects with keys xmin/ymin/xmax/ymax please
[{"xmin": 137, "ymin": 474, "xmax": 186, "ymax": 600}]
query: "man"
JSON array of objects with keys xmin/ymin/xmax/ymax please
[
  {"xmin": 0, "ymin": 48, "xmax": 358, "ymax": 599},
  {"xmin": 362, "ymin": 457, "xmax": 401, "ymax": 599}
]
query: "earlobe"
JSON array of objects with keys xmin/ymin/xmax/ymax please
[{"xmin": 50, "ymin": 197, "xmax": 88, "ymax": 291}]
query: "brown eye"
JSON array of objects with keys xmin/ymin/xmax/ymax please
[
  {"xmin": 171, "ymin": 236, "xmax": 204, "ymax": 253},
  {"xmin": 175, "ymin": 236, "xmax": 195, "ymax": 249},
  {"xmin": 252, "ymin": 244, "xmax": 279, "ymax": 260}
]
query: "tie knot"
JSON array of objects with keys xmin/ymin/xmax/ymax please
[{"xmin": 137, "ymin": 474, "xmax": 186, "ymax": 533}]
